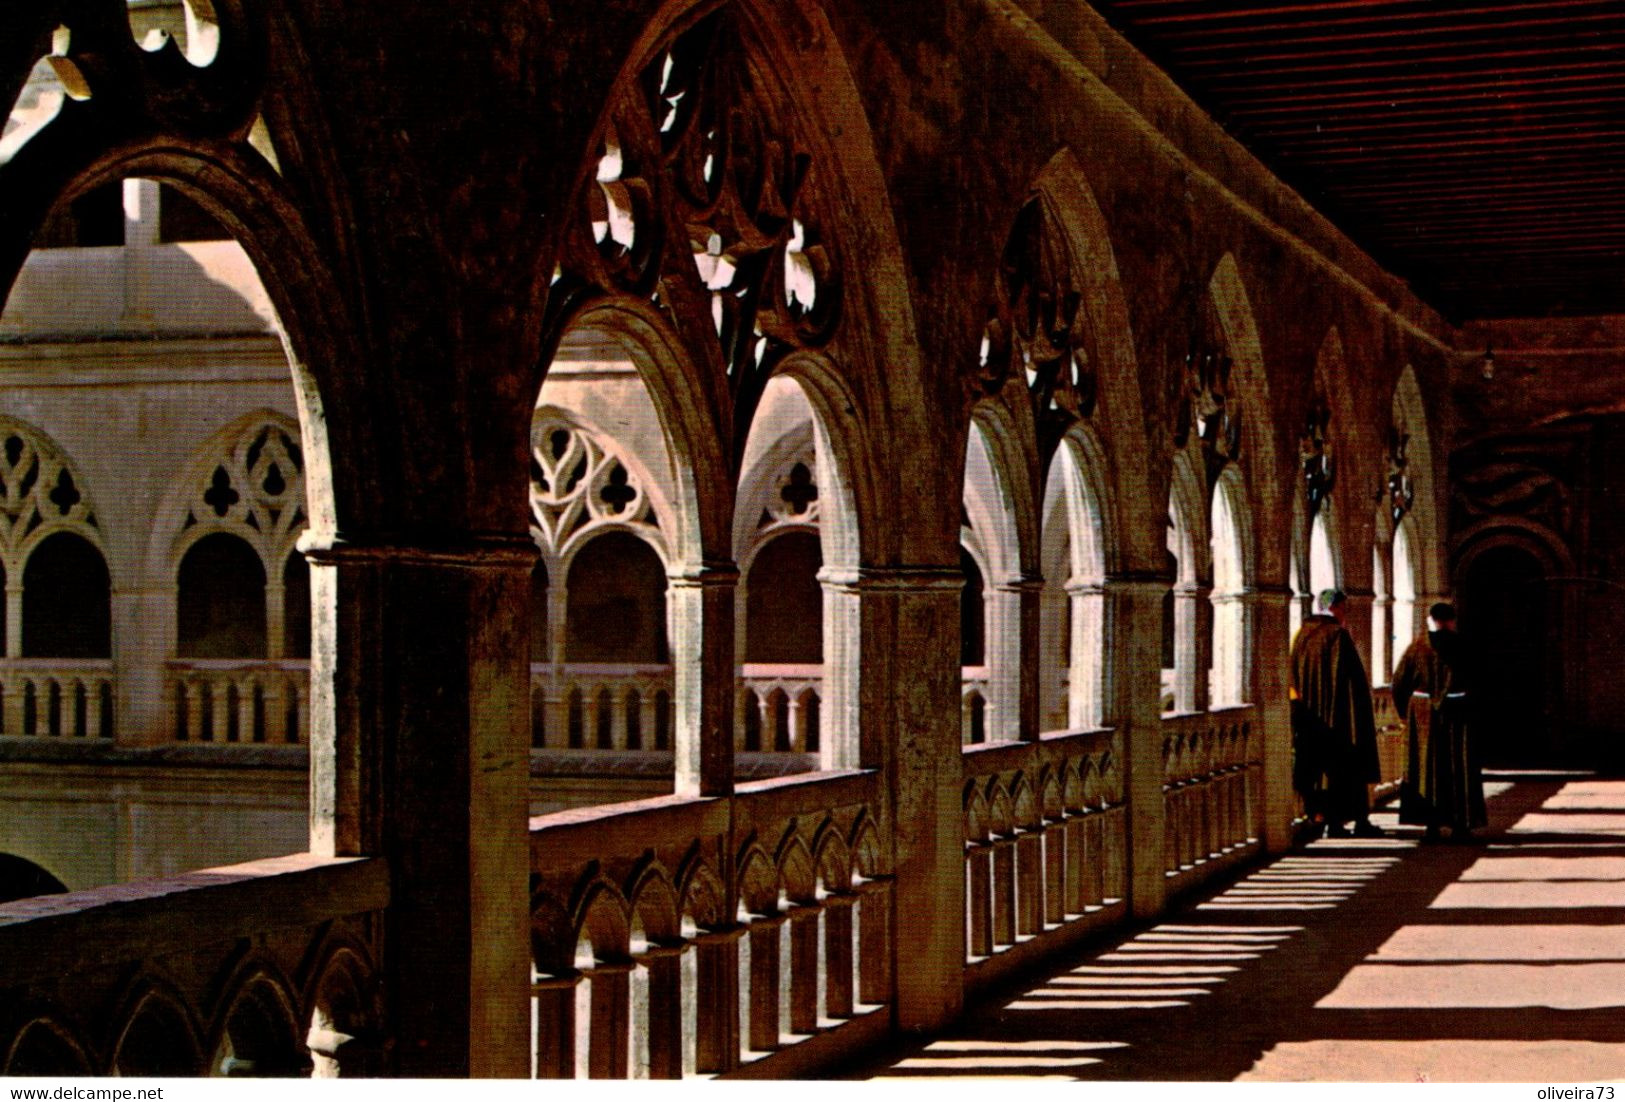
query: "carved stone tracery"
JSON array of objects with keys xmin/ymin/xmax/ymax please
[
  {"xmin": 979, "ymin": 191, "xmax": 1098, "ymax": 455},
  {"xmin": 0, "ymin": 418, "xmax": 99, "ymax": 573},
  {"xmin": 1385, "ymin": 425, "xmax": 1414, "ymax": 527},
  {"xmin": 1, "ymin": 1, "xmax": 267, "ymax": 283},
  {"xmin": 1301, "ymin": 396, "xmax": 1334, "ymax": 519},
  {"xmin": 529, "ymin": 416, "xmax": 661, "ymax": 560},
  {"xmin": 552, "ymin": 6, "xmax": 842, "ymax": 472},
  {"xmin": 1174, "ymin": 298, "xmax": 1241, "ymax": 485},
  {"xmin": 178, "ymin": 417, "xmax": 306, "ymax": 568}
]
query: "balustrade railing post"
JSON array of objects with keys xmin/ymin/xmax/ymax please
[
  {"xmin": 1082, "ymin": 814, "xmax": 1105, "ymax": 907},
  {"xmin": 612, "ymin": 688, "xmax": 630, "ymax": 750},
  {"xmin": 267, "ymin": 678, "xmax": 289, "ymax": 744},
  {"xmin": 186, "ymin": 678, "xmax": 205, "ymax": 741},
  {"xmin": 788, "ymin": 696, "xmax": 807, "ymax": 753},
  {"xmin": 639, "ymin": 693, "xmax": 658, "ymax": 752},
  {"xmin": 586, "ymin": 691, "xmax": 604, "ymax": 751},
  {"xmin": 965, "ymin": 842, "xmax": 993, "ymax": 957},
  {"xmin": 821, "ymin": 893, "xmax": 857, "ymax": 1018},
  {"xmin": 758, "ymin": 694, "xmax": 776, "ymax": 754},
  {"xmin": 786, "ymin": 903, "xmax": 821, "ymax": 1035},
  {"xmin": 854, "ymin": 877, "xmax": 892, "ymax": 1006},
  {"xmin": 2, "ymin": 670, "xmax": 21, "ymax": 735},
  {"xmin": 691, "ymin": 925, "xmax": 744, "ymax": 1074},
  {"xmin": 1041, "ymin": 819, "xmax": 1065, "ymax": 926},
  {"xmin": 581, "ymin": 959, "xmax": 633, "ymax": 1078},
  {"xmin": 1014, "ymin": 828, "xmax": 1043, "ymax": 937},
  {"xmin": 238, "ymin": 682, "xmax": 257, "ymax": 743},
  {"xmin": 990, "ymin": 836, "xmax": 1017, "ymax": 947},
  {"xmin": 636, "ymin": 943, "xmax": 685, "ymax": 1080},
  {"xmin": 1063, "ymin": 815, "xmax": 1085, "ymax": 915},
  {"xmin": 744, "ymin": 913, "xmax": 786, "ymax": 1053},
  {"xmin": 531, "ymin": 972, "xmax": 581, "ymax": 1078}
]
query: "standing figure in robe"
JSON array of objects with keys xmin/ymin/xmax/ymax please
[
  {"xmin": 1393, "ymin": 601, "xmax": 1487, "ymax": 843},
  {"xmin": 1290, "ymin": 589, "xmax": 1384, "ymax": 838}
]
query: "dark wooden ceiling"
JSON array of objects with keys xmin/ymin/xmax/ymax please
[{"xmin": 1089, "ymin": 0, "xmax": 1625, "ymax": 320}]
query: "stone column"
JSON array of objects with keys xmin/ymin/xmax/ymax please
[
  {"xmin": 986, "ymin": 575, "xmax": 1040, "ymax": 742},
  {"xmin": 1036, "ymin": 582, "xmax": 1069, "ymax": 732},
  {"xmin": 1, "ymin": 580, "xmax": 20, "ymax": 735},
  {"xmin": 1250, "ymin": 584, "xmax": 1296, "ymax": 854},
  {"xmin": 1174, "ymin": 583, "xmax": 1212, "ymax": 714},
  {"xmin": 111, "ymin": 586, "xmax": 173, "ymax": 745},
  {"xmin": 1341, "ymin": 585, "xmax": 1375, "ymax": 677},
  {"xmin": 668, "ymin": 562, "xmax": 737, "ymax": 796},
  {"xmin": 4, "ymin": 580, "xmax": 20, "ymax": 658},
  {"xmin": 1103, "ymin": 575, "xmax": 1168, "ymax": 919},
  {"xmin": 1066, "ymin": 580, "xmax": 1106, "ymax": 729},
  {"xmin": 302, "ymin": 532, "xmax": 533, "ymax": 1078},
  {"xmin": 820, "ymin": 565, "xmax": 963, "ymax": 1032},
  {"xmin": 691, "ymin": 925, "xmax": 743, "ymax": 1074},
  {"xmin": 1372, "ymin": 592, "xmax": 1394, "ymax": 684}
]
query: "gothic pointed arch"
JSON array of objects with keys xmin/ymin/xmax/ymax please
[
  {"xmin": 0, "ymin": 415, "xmax": 102, "ymax": 577},
  {"xmin": 1390, "ymin": 362, "xmax": 1445, "ymax": 599},
  {"xmin": 542, "ymin": 0, "xmax": 924, "ymax": 567},
  {"xmin": 161, "ymin": 410, "xmax": 306, "ymax": 579},
  {"xmin": 532, "ymin": 407, "xmax": 673, "ymax": 579},
  {"xmin": 1204, "ymin": 253, "xmax": 1284, "ymax": 583},
  {"xmin": 975, "ymin": 147, "xmax": 1157, "ymax": 572}
]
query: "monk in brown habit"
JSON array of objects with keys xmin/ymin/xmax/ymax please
[
  {"xmin": 1290, "ymin": 589, "xmax": 1383, "ymax": 838},
  {"xmin": 1393, "ymin": 602, "xmax": 1486, "ymax": 843}
]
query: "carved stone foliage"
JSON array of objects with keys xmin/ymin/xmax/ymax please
[
  {"xmin": 0, "ymin": 417, "xmax": 98, "ymax": 571},
  {"xmin": 529, "ymin": 416, "xmax": 660, "ymax": 558},
  {"xmin": 1385, "ymin": 425, "xmax": 1414, "ymax": 528},
  {"xmin": 978, "ymin": 190, "xmax": 1098, "ymax": 455},
  {"xmin": 1301, "ymin": 396, "xmax": 1334, "ymax": 518},
  {"xmin": 1174, "ymin": 298, "xmax": 1241, "ymax": 485},
  {"xmin": 179, "ymin": 417, "xmax": 305, "ymax": 566},
  {"xmin": 549, "ymin": 5, "xmax": 842, "ymax": 469},
  {"xmin": 1, "ymin": 1, "xmax": 266, "ymax": 277}
]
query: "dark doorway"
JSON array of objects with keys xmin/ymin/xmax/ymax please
[{"xmin": 1461, "ymin": 544, "xmax": 1549, "ymax": 767}]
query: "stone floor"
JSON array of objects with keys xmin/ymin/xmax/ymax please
[{"xmin": 851, "ymin": 772, "xmax": 1625, "ymax": 1082}]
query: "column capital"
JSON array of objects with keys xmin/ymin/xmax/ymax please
[
  {"xmin": 579, "ymin": 959, "xmax": 638, "ymax": 978},
  {"xmin": 297, "ymin": 530, "xmax": 537, "ymax": 570},
  {"xmin": 667, "ymin": 560, "xmax": 741, "ymax": 588},
  {"xmin": 530, "ymin": 972, "xmax": 584, "ymax": 992},
  {"xmin": 993, "ymin": 573, "xmax": 1045, "ymax": 595},
  {"xmin": 816, "ymin": 565, "xmax": 963, "ymax": 593},
  {"xmin": 1064, "ymin": 580, "xmax": 1106, "ymax": 597},
  {"xmin": 635, "ymin": 940, "xmax": 689, "ymax": 962},
  {"xmin": 690, "ymin": 924, "xmax": 749, "ymax": 946}
]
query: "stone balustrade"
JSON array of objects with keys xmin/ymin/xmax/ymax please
[
  {"xmin": 530, "ymin": 663, "xmax": 675, "ymax": 750},
  {"xmin": 735, "ymin": 664, "xmax": 823, "ymax": 753},
  {"xmin": 0, "ymin": 659, "xmax": 115, "ymax": 739},
  {"xmin": 526, "ymin": 769, "xmax": 890, "ymax": 1078},
  {"xmin": 166, "ymin": 660, "xmax": 309, "ymax": 745},
  {"xmin": 960, "ymin": 728, "xmax": 1127, "ymax": 989},
  {"xmin": 1372, "ymin": 687, "xmax": 1407, "ymax": 798},
  {"xmin": 0, "ymin": 854, "xmax": 388, "ymax": 1077},
  {"xmin": 1160, "ymin": 705, "xmax": 1261, "ymax": 893}
]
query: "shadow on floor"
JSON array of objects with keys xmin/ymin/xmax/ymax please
[{"xmin": 847, "ymin": 772, "xmax": 1625, "ymax": 1082}]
